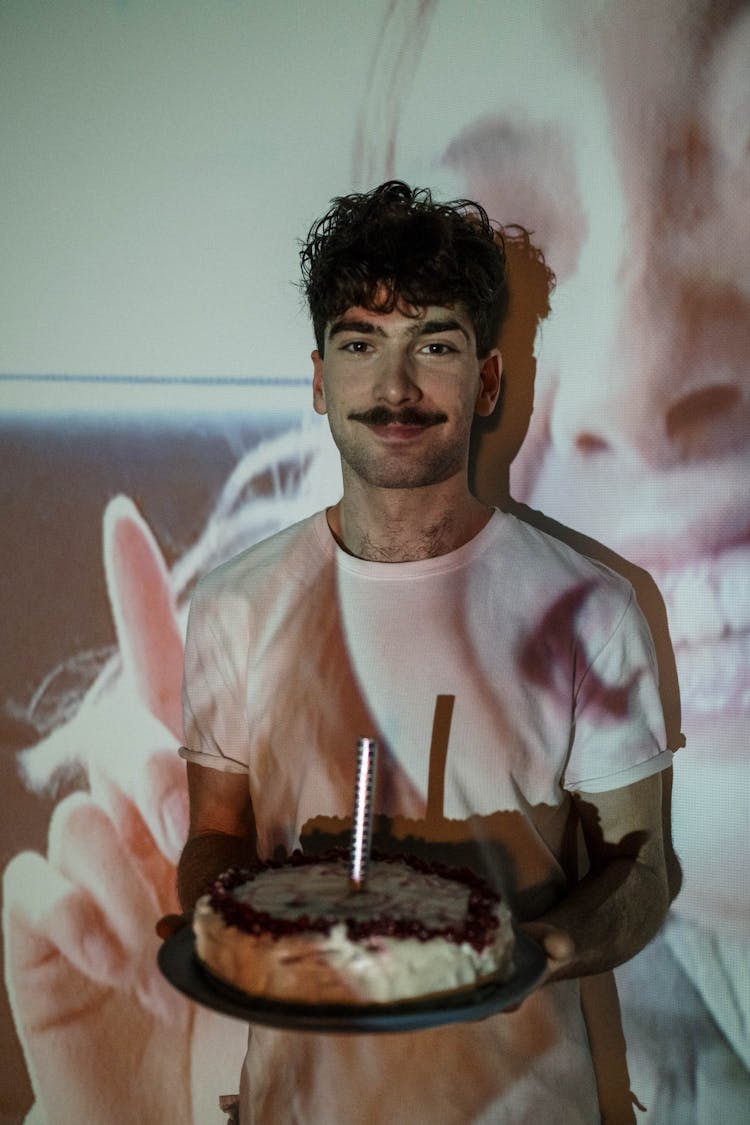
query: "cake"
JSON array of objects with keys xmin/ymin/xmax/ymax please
[{"xmin": 193, "ymin": 850, "xmax": 515, "ymax": 1005}]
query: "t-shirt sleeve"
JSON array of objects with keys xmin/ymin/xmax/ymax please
[
  {"xmin": 563, "ymin": 587, "xmax": 672, "ymax": 793},
  {"xmin": 179, "ymin": 579, "xmax": 249, "ymax": 774}
]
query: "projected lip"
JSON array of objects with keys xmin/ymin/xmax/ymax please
[
  {"xmin": 516, "ymin": 444, "xmax": 750, "ymax": 724},
  {"xmin": 653, "ymin": 546, "xmax": 750, "ymax": 648},
  {"xmin": 650, "ymin": 541, "xmax": 750, "ymax": 719}
]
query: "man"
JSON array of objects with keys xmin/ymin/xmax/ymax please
[{"xmin": 176, "ymin": 180, "xmax": 673, "ymax": 1123}]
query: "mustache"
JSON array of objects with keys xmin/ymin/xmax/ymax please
[{"xmin": 348, "ymin": 406, "xmax": 448, "ymax": 427}]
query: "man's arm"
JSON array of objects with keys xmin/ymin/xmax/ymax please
[
  {"xmin": 176, "ymin": 761, "xmax": 258, "ymax": 913},
  {"xmin": 526, "ymin": 770, "xmax": 674, "ymax": 981}
]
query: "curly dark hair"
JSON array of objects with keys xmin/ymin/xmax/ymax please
[{"xmin": 299, "ymin": 181, "xmax": 508, "ymax": 357}]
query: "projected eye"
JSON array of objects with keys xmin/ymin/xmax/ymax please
[{"xmin": 441, "ymin": 117, "xmax": 586, "ymax": 282}]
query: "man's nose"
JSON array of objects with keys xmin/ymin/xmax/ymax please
[{"xmin": 374, "ymin": 353, "xmax": 422, "ymax": 404}]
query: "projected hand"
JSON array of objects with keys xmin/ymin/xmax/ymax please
[{"xmin": 3, "ymin": 497, "xmax": 242, "ymax": 1124}]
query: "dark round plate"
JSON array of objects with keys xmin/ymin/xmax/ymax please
[{"xmin": 158, "ymin": 925, "xmax": 546, "ymax": 1034}]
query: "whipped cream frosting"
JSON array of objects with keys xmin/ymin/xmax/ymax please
[{"xmin": 194, "ymin": 854, "xmax": 516, "ymax": 1005}]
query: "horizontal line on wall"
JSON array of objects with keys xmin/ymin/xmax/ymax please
[{"xmin": 0, "ymin": 373, "xmax": 309, "ymax": 387}]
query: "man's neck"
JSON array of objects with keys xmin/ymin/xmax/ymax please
[{"xmin": 327, "ymin": 479, "xmax": 493, "ymax": 563}]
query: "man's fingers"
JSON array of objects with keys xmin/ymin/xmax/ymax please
[
  {"xmin": 541, "ymin": 929, "xmax": 575, "ymax": 965},
  {"xmin": 156, "ymin": 913, "xmax": 189, "ymax": 941},
  {"xmin": 520, "ymin": 921, "xmax": 575, "ymax": 975}
]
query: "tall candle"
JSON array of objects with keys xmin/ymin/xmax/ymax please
[{"xmin": 349, "ymin": 737, "xmax": 378, "ymax": 891}]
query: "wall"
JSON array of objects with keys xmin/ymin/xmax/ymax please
[{"xmin": 1, "ymin": 2, "xmax": 748, "ymax": 1122}]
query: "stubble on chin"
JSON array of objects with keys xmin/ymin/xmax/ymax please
[{"xmin": 336, "ymin": 431, "xmax": 468, "ymax": 491}]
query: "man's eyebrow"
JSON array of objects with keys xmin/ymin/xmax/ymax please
[
  {"xmin": 415, "ymin": 318, "xmax": 470, "ymax": 342},
  {"xmin": 327, "ymin": 317, "xmax": 470, "ymax": 342},
  {"xmin": 327, "ymin": 319, "xmax": 386, "ymax": 340}
]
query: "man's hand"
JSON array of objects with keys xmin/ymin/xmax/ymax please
[
  {"xmin": 528, "ymin": 773, "xmax": 671, "ymax": 982},
  {"xmin": 156, "ymin": 913, "xmax": 190, "ymax": 940},
  {"xmin": 520, "ymin": 921, "xmax": 576, "ymax": 983}
]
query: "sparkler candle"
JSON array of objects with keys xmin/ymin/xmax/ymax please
[{"xmin": 349, "ymin": 738, "xmax": 378, "ymax": 891}]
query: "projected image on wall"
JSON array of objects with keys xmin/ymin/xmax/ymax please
[{"xmin": 1, "ymin": 2, "xmax": 748, "ymax": 1123}]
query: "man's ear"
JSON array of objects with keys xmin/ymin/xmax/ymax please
[
  {"xmin": 312, "ymin": 350, "xmax": 327, "ymax": 416},
  {"xmin": 475, "ymin": 350, "xmax": 502, "ymax": 417}
]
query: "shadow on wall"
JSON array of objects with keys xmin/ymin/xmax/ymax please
[
  {"xmin": 470, "ymin": 227, "xmax": 683, "ymax": 752},
  {"xmin": 469, "ymin": 221, "xmax": 682, "ymax": 901}
]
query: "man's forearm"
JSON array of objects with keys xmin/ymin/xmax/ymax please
[
  {"xmin": 177, "ymin": 831, "xmax": 258, "ymax": 913},
  {"xmin": 531, "ymin": 856, "xmax": 670, "ymax": 981}
]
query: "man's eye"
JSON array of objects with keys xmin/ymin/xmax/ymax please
[
  {"xmin": 341, "ymin": 340, "xmax": 372, "ymax": 354},
  {"xmin": 420, "ymin": 342, "xmax": 455, "ymax": 356}
]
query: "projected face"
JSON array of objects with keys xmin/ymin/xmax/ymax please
[{"xmin": 361, "ymin": 0, "xmax": 750, "ymax": 929}]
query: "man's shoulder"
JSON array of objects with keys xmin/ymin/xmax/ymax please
[
  {"xmin": 508, "ymin": 513, "xmax": 629, "ymax": 580},
  {"xmin": 502, "ymin": 509, "xmax": 635, "ymax": 604},
  {"xmin": 194, "ymin": 510, "xmax": 330, "ymax": 600}
]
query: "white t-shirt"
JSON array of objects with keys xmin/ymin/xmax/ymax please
[{"xmin": 181, "ymin": 508, "xmax": 671, "ymax": 1124}]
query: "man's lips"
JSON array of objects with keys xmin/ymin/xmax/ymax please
[{"xmin": 368, "ymin": 423, "xmax": 432, "ymax": 441}]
